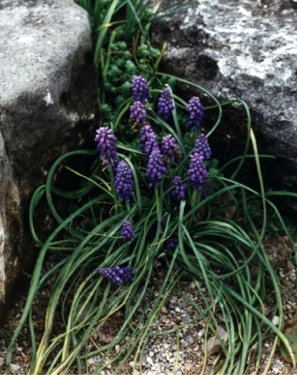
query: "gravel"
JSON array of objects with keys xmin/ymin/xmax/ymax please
[{"xmin": 0, "ymin": 235, "xmax": 296, "ymax": 374}]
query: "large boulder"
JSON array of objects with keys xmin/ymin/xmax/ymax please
[
  {"xmin": 0, "ymin": 0, "xmax": 96, "ymax": 318},
  {"xmin": 153, "ymin": 0, "xmax": 297, "ymax": 207}
]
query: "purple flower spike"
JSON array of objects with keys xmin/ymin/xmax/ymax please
[
  {"xmin": 165, "ymin": 237, "xmax": 178, "ymax": 250},
  {"xmin": 131, "ymin": 76, "xmax": 150, "ymax": 102},
  {"xmin": 171, "ymin": 176, "xmax": 186, "ymax": 204},
  {"xmin": 120, "ymin": 220, "xmax": 135, "ymax": 241},
  {"xmin": 195, "ymin": 133, "xmax": 212, "ymax": 161},
  {"xmin": 161, "ymin": 134, "xmax": 181, "ymax": 161},
  {"xmin": 115, "ymin": 160, "xmax": 135, "ymax": 204},
  {"xmin": 188, "ymin": 152, "xmax": 208, "ymax": 190},
  {"xmin": 95, "ymin": 127, "xmax": 118, "ymax": 167},
  {"xmin": 187, "ymin": 96, "xmax": 204, "ymax": 130},
  {"xmin": 99, "ymin": 266, "xmax": 135, "ymax": 285},
  {"xmin": 146, "ymin": 148, "xmax": 167, "ymax": 188},
  {"xmin": 157, "ymin": 85, "xmax": 175, "ymax": 120},
  {"xmin": 130, "ymin": 101, "xmax": 147, "ymax": 123},
  {"xmin": 140, "ymin": 124, "xmax": 158, "ymax": 156}
]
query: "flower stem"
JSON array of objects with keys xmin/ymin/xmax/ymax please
[{"xmin": 155, "ymin": 187, "xmax": 162, "ymax": 224}]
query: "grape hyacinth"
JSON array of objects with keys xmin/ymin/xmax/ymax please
[
  {"xmin": 161, "ymin": 134, "xmax": 181, "ymax": 161},
  {"xmin": 146, "ymin": 148, "xmax": 167, "ymax": 187},
  {"xmin": 187, "ymin": 96, "xmax": 204, "ymax": 130},
  {"xmin": 195, "ymin": 133, "xmax": 212, "ymax": 161},
  {"xmin": 95, "ymin": 127, "xmax": 118, "ymax": 167},
  {"xmin": 157, "ymin": 85, "xmax": 175, "ymax": 120},
  {"xmin": 114, "ymin": 160, "xmax": 135, "ymax": 204},
  {"xmin": 99, "ymin": 267, "xmax": 135, "ymax": 285},
  {"xmin": 171, "ymin": 176, "xmax": 186, "ymax": 204},
  {"xmin": 130, "ymin": 101, "xmax": 147, "ymax": 123},
  {"xmin": 120, "ymin": 220, "xmax": 135, "ymax": 241},
  {"xmin": 188, "ymin": 152, "xmax": 208, "ymax": 190},
  {"xmin": 131, "ymin": 75, "xmax": 150, "ymax": 102},
  {"xmin": 140, "ymin": 124, "xmax": 158, "ymax": 156}
]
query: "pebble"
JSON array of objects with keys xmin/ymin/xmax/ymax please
[
  {"xmin": 10, "ymin": 364, "xmax": 21, "ymax": 372},
  {"xmin": 147, "ymin": 356, "xmax": 154, "ymax": 366}
]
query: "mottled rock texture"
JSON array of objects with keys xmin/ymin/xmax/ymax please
[
  {"xmin": 153, "ymin": 0, "xmax": 297, "ymax": 208},
  {"xmin": 0, "ymin": 0, "xmax": 96, "ymax": 319}
]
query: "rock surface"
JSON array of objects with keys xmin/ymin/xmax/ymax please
[
  {"xmin": 153, "ymin": 0, "xmax": 297, "ymax": 207},
  {"xmin": 0, "ymin": 0, "xmax": 96, "ymax": 318}
]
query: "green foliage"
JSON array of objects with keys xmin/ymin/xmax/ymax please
[
  {"xmin": 78, "ymin": 0, "xmax": 162, "ymax": 124},
  {"xmin": 6, "ymin": 75, "xmax": 297, "ymax": 374}
]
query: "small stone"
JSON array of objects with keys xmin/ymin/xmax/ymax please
[
  {"xmin": 198, "ymin": 329, "xmax": 204, "ymax": 338},
  {"xmin": 186, "ymin": 336, "xmax": 194, "ymax": 344},
  {"xmin": 206, "ymin": 326, "xmax": 228, "ymax": 355},
  {"xmin": 10, "ymin": 364, "xmax": 21, "ymax": 372},
  {"xmin": 147, "ymin": 356, "xmax": 154, "ymax": 366}
]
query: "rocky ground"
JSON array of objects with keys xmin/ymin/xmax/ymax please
[{"xmin": 0, "ymin": 236, "xmax": 296, "ymax": 374}]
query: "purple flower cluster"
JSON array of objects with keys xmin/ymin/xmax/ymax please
[
  {"xmin": 95, "ymin": 127, "xmax": 118, "ymax": 167},
  {"xmin": 188, "ymin": 152, "xmax": 208, "ymax": 190},
  {"xmin": 161, "ymin": 134, "xmax": 180, "ymax": 161},
  {"xmin": 187, "ymin": 96, "xmax": 204, "ymax": 130},
  {"xmin": 120, "ymin": 220, "xmax": 135, "ymax": 241},
  {"xmin": 130, "ymin": 101, "xmax": 147, "ymax": 123},
  {"xmin": 131, "ymin": 76, "xmax": 150, "ymax": 102},
  {"xmin": 171, "ymin": 176, "xmax": 186, "ymax": 204},
  {"xmin": 195, "ymin": 134, "xmax": 212, "ymax": 160},
  {"xmin": 99, "ymin": 266, "xmax": 135, "ymax": 285},
  {"xmin": 115, "ymin": 160, "xmax": 134, "ymax": 204},
  {"xmin": 140, "ymin": 124, "xmax": 158, "ymax": 156},
  {"xmin": 157, "ymin": 86, "xmax": 175, "ymax": 120},
  {"xmin": 146, "ymin": 148, "xmax": 167, "ymax": 187}
]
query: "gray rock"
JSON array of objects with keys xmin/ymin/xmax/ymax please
[
  {"xmin": 153, "ymin": 0, "xmax": 297, "ymax": 209},
  {"xmin": 0, "ymin": 0, "xmax": 96, "ymax": 319}
]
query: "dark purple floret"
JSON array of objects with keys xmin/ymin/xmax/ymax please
[
  {"xmin": 99, "ymin": 266, "xmax": 135, "ymax": 285},
  {"xmin": 131, "ymin": 75, "xmax": 150, "ymax": 102},
  {"xmin": 188, "ymin": 152, "xmax": 208, "ymax": 190},
  {"xmin": 95, "ymin": 127, "xmax": 118, "ymax": 167},
  {"xmin": 171, "ymin": 176, "xmax": 186, "ymax": 204},
  {"xmin": 187, "ymin": 96, "xmax": 204, "ymax": 130},
  {"xmin": 165, "ymin": 237, "xmax": 178, "ymax": 250},
  {"xmin": 195, "ymin": 133, "xmax": 212, "ymax": 160},
  {"xmin": 120, "ymin": 220, "xmax": 135, "ymax": 241},
  {"xmin": 157, "ymin": 86, "xmax": 175, "ymax": 120},
  {"xmin": 130, "ymin": 101, "xmax": 147, "ymax": 123},
  {"xmin": 161, "ymin": 134, "xmax": 181, "ymax": 161},
  {"xmin": 114, "ymin": 160, "xmax": 135, "ymax": 204},
  {"xmin": 140, "ymin": 124, "xmax": 158, "ymax": 156},
  {"xmin": 146, "ymin": 148, "xmax": 167, "ymax": 187}
]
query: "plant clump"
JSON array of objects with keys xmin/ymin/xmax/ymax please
[{"xmin": 5, "ymin": 1, "xmax": 297, "ymax": 374}]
